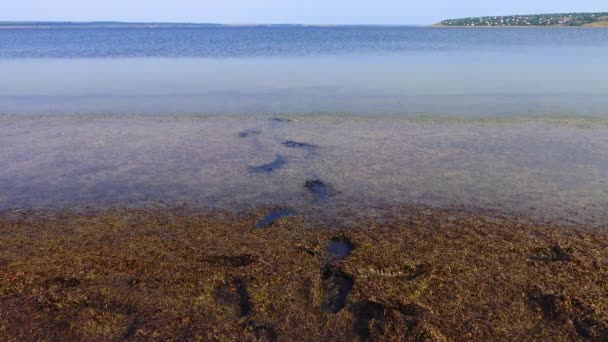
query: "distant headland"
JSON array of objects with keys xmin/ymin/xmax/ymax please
[
  {"xmin": 436, "ymin": 12, "xmax": 608, "ymax": 27},
  {"xmin": 2, "ymin": 14, "xmax": 608, "ymax": 29}
]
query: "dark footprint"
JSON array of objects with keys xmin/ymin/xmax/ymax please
[
  {"xmin": 527, "ymin": 291, "xmax": 566, "ymax": 321},
  {"xmin": 124, "ymin": 317, "xmax": 140, "ymax": 340},
  {"xmin": 395, "ymin": 303, "xmax": 427, "ymax": 318},
  {"xmin": 405, "ymin": 264, "xmax": 431, "ymax": 281},
  {"xmin": 530, "ymin": 245, "xmax": 572, "ymax": 262},
  {"xmin": 249, "ymin": 155, "xmax": 288, "ymax": 173},
  {"xmin": 213, "ymin": 279, "xmax": 251, "ymax": 318},
  {"xmin": 245, "ymin": 321, "xmax": 278, "ymax": 342},
  {"xmin": 47, "ymin": 277, "xmax": 81, "ymax": 290},
  {"xmin": 574, "ymin": 317, "xmax": 608, "ymax": 339},
  {"xmin": 270, "ymin": 117, "xmax": 292, "ymax": 123},
  {"xmin": 350, "ymin": 300, "xmax": 386, "ymax": 340},
  {"xmin": 320, "ymin": 264, "xmax": 354, "ymax": 313},
  {"xmin": 256, "ymin": 209, "xmax": 295, "ymax": 228},
  {"xmin": 282, "ymin": 140, "xmax": 317, "ymax": 150},
  {"xmin": 239, "ymin": 129, "xmax": 262, "ymax": 138},
  {"xmin": 305, "ymin": 179, "xmax": 332, "ymax": 200},
  {"xmin": 206, "ymin": 254, "xmax": 256, "ymax": 267},
  {"xmin": 327, "ymin": 238, "xmax": 354, "ymax": 261}
]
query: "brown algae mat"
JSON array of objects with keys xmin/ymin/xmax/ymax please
[{"xmin": 0, "ymin": 207, "xmax": 607, "ymax": 341}]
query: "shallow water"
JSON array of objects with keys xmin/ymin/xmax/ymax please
[
  {"xmin": 2, "ymin": 28, "xmax": 608, "ymax": 225},
  {"xmin": 327, "ymin": 239, "xmax": 354, "ymax": 260},
  {"xmin": 1, "ymin": 114, "xmax": 608, "ymax": 225},
  {"xmin": 1, "ymin": 27, "xmax": 608, "ymax": 116},
  {"xmin": 256, "ymin": 209, "xmax": 295, "ymax": 228}
]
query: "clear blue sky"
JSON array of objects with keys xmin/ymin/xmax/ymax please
[{"xmin": 1, "ymin": 0, "xmax": 606, "ymax": 25}]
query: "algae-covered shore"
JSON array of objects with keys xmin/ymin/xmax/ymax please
[
  {"xmin": 2, "ymin": 114, "xmax": 608, "ymax": 340},
  {"xmin": 1, "ymin": 206, "xmax": 607, "ymax": 341}
]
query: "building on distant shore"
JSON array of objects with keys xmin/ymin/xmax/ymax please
[{"xmin": 438, "ymin": 12, "xmax": 608, "ymax": 27}]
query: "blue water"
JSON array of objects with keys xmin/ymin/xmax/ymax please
[
  {"xmin": 2, "ymin": 27, "xmax": 608, "ymax": 223},
  {"xmin": 1, "ymin": 27, "xmax": 608, "ymax": 115},
  {"xmin": 1, "ymin": 27, "xmax": 608, "ymax": 58}
]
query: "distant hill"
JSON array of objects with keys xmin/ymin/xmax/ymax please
[{"xmin": 437, "ymin": 12, "xmax": 608, "ymax": 27}]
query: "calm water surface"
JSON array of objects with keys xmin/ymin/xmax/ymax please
[
  {"xmin": 1, "ymin": 27, "xmax": 608, "ymax": 115},
  {"xmin": 1, "ymin": 27, "xmax": 608, "ymax": 225}
]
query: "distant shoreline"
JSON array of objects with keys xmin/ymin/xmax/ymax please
[
  {"xmin": 432, "ymin": 23, "xmax": 608, "ymax": 28},
  {"xmin": 0, "ymin": 22, "xmax": 420, "ymax": 29},
  {"xmin": 1, "ymin": 23, "xmax": 607, "ymax": 29},
  {"xmin": 437, "ymin": 12, "xmax": 608, "ymax": 28}
]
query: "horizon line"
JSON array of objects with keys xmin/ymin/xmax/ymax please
[{"xmin": 0, "ymin": 20, "xmax": 429, "ymax": 27}]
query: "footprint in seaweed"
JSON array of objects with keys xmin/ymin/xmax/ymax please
[
  {"xmin": 350, "ymin": 300, "xmax": 386, "ymax": 340},
  {"xmin": 573, "ymin": 317, "xmax": 608, "ymax": 339},
  {"xmin": 320, "ymin": 264, "xmax": 354, "ymax": 313},
  {"xmin": 350, "ymin": 301, "xmax": 434, "ymax": 340},
  {"xmin": 327, "ymin": 237, "xmax": 354, "ymax": 261},
  {"xmin": 46, "ymin": 276, "xmax": 81, "ymax": 290},
  {"xmin": 206, "ymin": 254, "xmax": 256, "ymax": 267},
  {"xmin": 527, "ymin": 289, "xmax": 608, "ymax": 339},
  {"xmin": 256, "ymin": 209, "xmax": 295, "ymax": 228},
  {"xmin": 527, "ymin": 291, "xmax": 566, "ymax": 321},
  {"xmin": 244, "ymin": 321, "xmax": 278, "ymax": 342},
  {"xmin": 530, "ymin": 245, "xmax": 572, "ymax": 262},
  {"xmin": 124, "ymin": 317, "xmax": 140, "ymax": 340},
  {"xmin": 213, "ymin": 278, "xmax": 251, "ymax": 318},
  {"xmin": 249, "ymin": 155, "xmax": 288, "ymax": 173}
]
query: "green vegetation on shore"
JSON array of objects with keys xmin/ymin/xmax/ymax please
[{"xmin": 438, "ymin": 12, "xmax": 608, "ymax": 27}]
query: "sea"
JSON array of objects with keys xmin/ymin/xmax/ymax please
[{"xmin": 1, "ymin": 27, "xmax": 608, "ymax": 225}]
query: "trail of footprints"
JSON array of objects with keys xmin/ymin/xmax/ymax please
[
  {"xmin": 233, "ymin": 118, "xmax": 443, "ymax": 340},
  {"xmin": 526, "ymin": 244, "xmax": 608, "ymax": 339},
  {"xmin": 239, "ymin": 117, "xmax": 331, "ymax": 228},
  {"xmin": 211, "ymin": 119, "xmax": 363, "ymax": 339},
  {"xmin": 221, "ymin": 118, "xmax": 605, "ymax": 340},
  {"xmin": 208, "ymin": 237, "xmax": 443, "ymax": 340}
]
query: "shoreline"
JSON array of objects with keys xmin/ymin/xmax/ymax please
[
  {"xmin": 432, "ymin": 24, "xmax": 608, "ymax": 28},
  {"xmin": 1, "ymin": 205, "xmax": 607, "ymax": 340}
]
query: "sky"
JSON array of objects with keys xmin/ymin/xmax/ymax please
[{"xmin": 1, "ymin": 0, "xmax": 606, "ymax": 25}]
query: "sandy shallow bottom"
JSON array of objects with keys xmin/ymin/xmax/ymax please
[
  {"xmin": 1, "ymin": 206, "xmax": 607, "ymax": 340},
  {"xmin": 2, "ymin": 114, "xmax": 608, "ymax": 226}
]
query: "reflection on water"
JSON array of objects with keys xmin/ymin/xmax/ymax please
[
  {"xmin": 1, "ymin": 55, "xmax": 608, "ymax": 116},
  {"xmin": 2, "ymin": 27, "xmax": 608, "ymax": 116},
  {"xmin": 1, "ymin": 114, "xmax": 607, "ymax": 225},
  {"xmin": 2, "ymin": 28, "xmax": 608, "ymax": 227}
]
